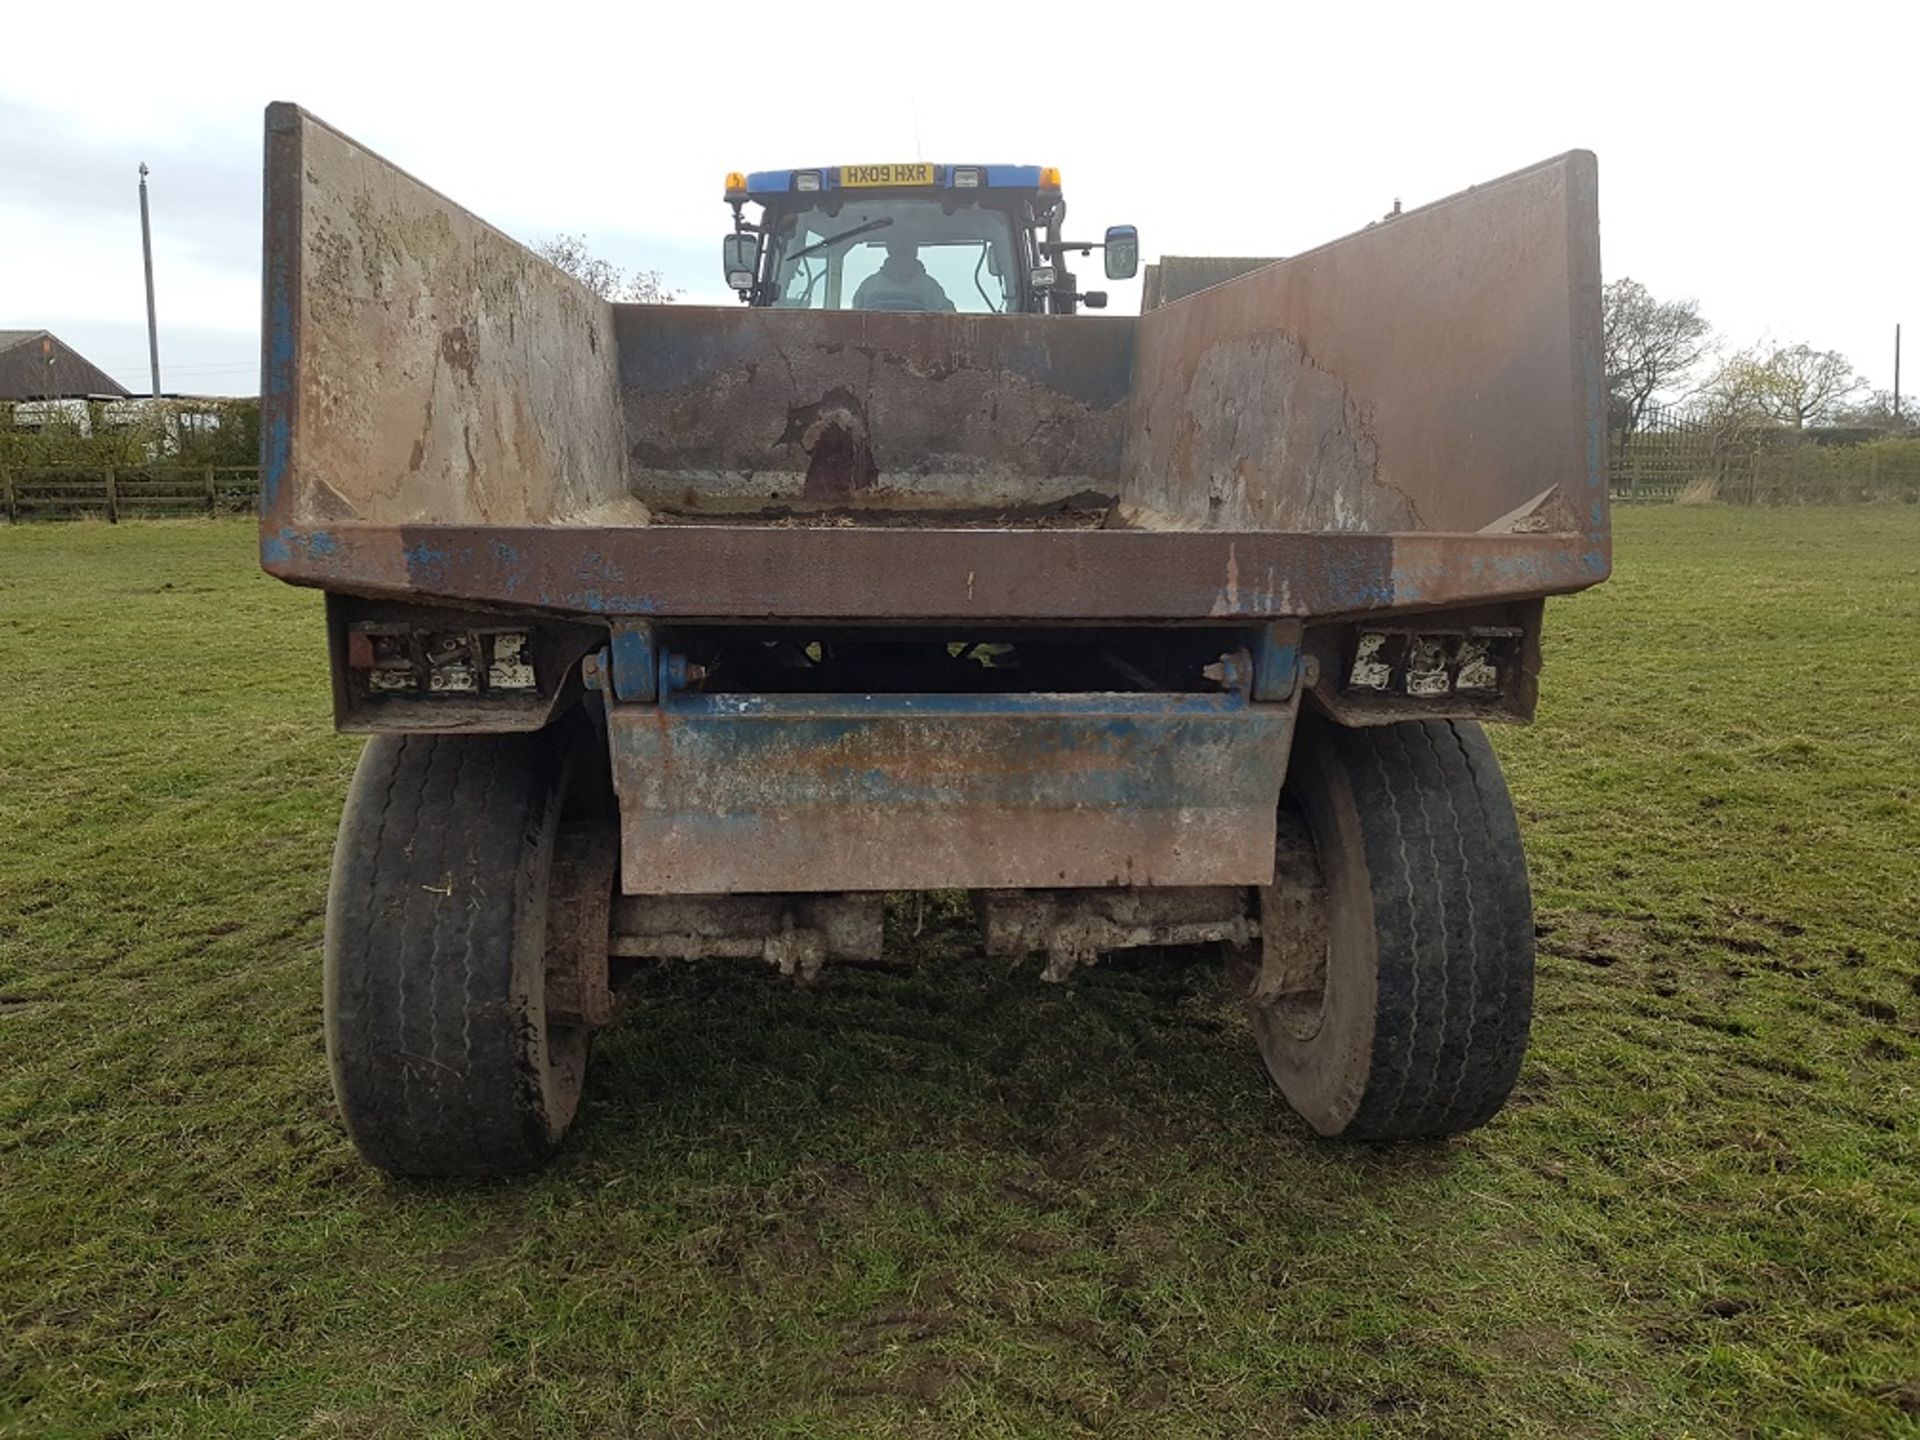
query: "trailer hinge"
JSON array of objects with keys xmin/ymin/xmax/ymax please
[
  {"xmin": 606, "ymin": 621, "xmax": 659, "ymax": 703},
  {"xmin": 1252, "ymin": 622, "xmax": 1305, "ymax": 702}
]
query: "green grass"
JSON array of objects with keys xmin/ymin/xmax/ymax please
[{"xmin": 2, "ymin": 509, "xmax": 1916, "ymax": 1438}]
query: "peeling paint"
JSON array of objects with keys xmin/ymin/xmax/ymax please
[{"xmin": 607, "ymin": 695, "xmax": 1295, "ymax": 894}]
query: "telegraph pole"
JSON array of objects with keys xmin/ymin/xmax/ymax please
[
  {"xmin": 139, "ymin": 163, "xmax": 162, "ymax": 398},
  {"xmin": 1895, "ymin": 324, "xmax": 1902, "ymax": 423}
]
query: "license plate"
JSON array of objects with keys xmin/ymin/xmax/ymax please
[{"xmin": 841, "ymin": 162, "xmax": 936, "ymax": 188}]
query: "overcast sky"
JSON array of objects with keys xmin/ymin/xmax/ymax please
[{"xmin": 2, "ymin": 1, "xmax": 1914, "ymax": 399}]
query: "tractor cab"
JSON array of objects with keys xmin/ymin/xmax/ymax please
[{"xmin": 720, "ymin": 163, "xmax": 1137, "ymax": 316}]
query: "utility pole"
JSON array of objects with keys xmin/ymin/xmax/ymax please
[
  {"xmin": 139, "ymin": 162, "xmax": 161, "ymax": 398},
  {"xmin": 1895, "ymin": 324, "xmax": 1902, "ymax": 423}
]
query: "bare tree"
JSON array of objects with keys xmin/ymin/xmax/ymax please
[
  {"xmin": 1831, "ymin": 388, "xmax": 1917, "ymax": 431},
  {"xmin": 534, "ymin": 234, "xmax": 678, "ymax": 304},
  {"xmin": 1753, "ymin": 344, "xmax": 1866, "ymax": 429},
  {"xmin": 621, "ymin": 269, "xmax": 677, "ymax": 305},
  {"xmin": 1603, "ymin": 277, "xmax": 1712, "ymax": 453}
]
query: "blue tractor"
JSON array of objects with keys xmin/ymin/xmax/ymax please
[{"xmin": 720, "ymin": 162, "xmax": 1139, "ymax": 315}]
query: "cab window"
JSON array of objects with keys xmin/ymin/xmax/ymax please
[{"xmin": 769, "ymin": 197, "xmax": 1019, "ymax": 315}]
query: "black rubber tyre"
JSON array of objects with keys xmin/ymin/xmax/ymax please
[
  {"xmin": 1247, "ymin": 714, "xmax": 1534, "ymax": 1139},
  {"xmin": 324, "ymin": 728, "xmax": 591, "ymax": 1176}
]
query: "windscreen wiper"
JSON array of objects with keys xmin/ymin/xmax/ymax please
[{"xmin": 784, "ymin": 216, "xmax": 895, "ymax": 264}]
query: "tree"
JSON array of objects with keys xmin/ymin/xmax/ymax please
[
  {"xmin": 1827, "ymin": 388, "xmax": 1911, "ymax": 431},
  {"xmin": 533, "ymin": 234, "xmax": 678, "ymax": 304},
  {"xmin": 1603, "ymin": 277, "xmax": 1712, "ymax": 452},
  {"xmin": 1750, "ymin": 343, "xmax": 1863, "ymax": 429},
  {"xmin": 1690, "ymin": 348, "xmax": 1782, "ymax": 498},
  {"xmin": 1696, "ymin": 350, "xmax": 1775, "ymax": 434}
]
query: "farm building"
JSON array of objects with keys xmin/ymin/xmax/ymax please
[{"xmin": 0, "ymin": 329, "xmax": 128, "ymax": 401}]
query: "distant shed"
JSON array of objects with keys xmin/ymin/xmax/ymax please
[
  {"xmin": 1140, "ymin": 257, "xmax": 1285, "ymax": 311},
  {"xmin": 0, "ymin": 330, "xmax": 130, "ymax": 401}
]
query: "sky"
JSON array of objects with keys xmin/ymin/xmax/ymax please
[{"xmin": 1, "ymin": 1, "xmax": 1914, "ymax": 400}]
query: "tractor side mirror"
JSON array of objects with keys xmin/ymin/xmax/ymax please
[
  {"xmin": 722, "ymin": 234, "xmax": 759, "ymax": 293},
  {"xmin": 1103, "ymin": 225, "xmax": 1139, "ymax": 281},
  {"xmin": 1081, "ymin": 291, "xmax": 1109, "ymax": 309}
]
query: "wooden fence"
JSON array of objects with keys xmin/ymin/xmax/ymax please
[
  {"xmin": 0, "ymin": 465, "xmax": 262, "ymax": 522},
  {"xmin": 6, "ymin": 448, "xmax": 1912, "ymax": 521}
]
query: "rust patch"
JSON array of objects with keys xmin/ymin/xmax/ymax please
[
  {"xmin": 1247, "ymin": 805, "xmax": 1331, "ymax": 1040},
  {"xmin": 979, "ymin": 887, "xmax": 1256, "ymax": 982},
  {"xmin": 614, "ymin": 305, "xmax": 1134, "ymax": 517},
  {"xmin": 439, "ymin": 325, "xmax": 475, "ymax": 379},
  {"xmin": 270, "ymin": 107, "xmax": 630, "ymax": 530},
  {"xmin": 1155, "ymin": 332, "xmax": 1404, "ymax": 532},
  {"xmin": 545, "ymin": 823, "xmax": 618, "ymax": 1028},
  {"xmin": 1118, "ymin": 152, "xmax": 1606, "ymax": 537},
  {"xmin": 780, "ymin": 387, "xmax": 880, "ymax": 500}
]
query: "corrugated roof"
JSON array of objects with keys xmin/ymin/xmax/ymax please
[{"xmin": 0, "ymin": 329, "xmax": 51, "ymax": 352}]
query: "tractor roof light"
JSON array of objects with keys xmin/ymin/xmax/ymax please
[
  {"xmin": 724, "ymin": 171, "xmax": 747, "ymax": 199},
  {"xmin": 795, "ymin": 170, "xmax": 823, "ymax": 192},
  {"xmin": 952, "ymin": 166, "xmax": 982, "ymax": 188},
  {"xmin": 1039, "ymin": 166, "xmax": 1062, "ymax": 192}
]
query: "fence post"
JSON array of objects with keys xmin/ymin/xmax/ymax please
[
  {"xmin": 104, "ymin": 465, "xmax": 118, "ymax": 523},
  {"xmin": 205, "ymin": 465, "xmax": 217, "ymax": 515},
  {"xmin": 1, "ymin": 466, "xmax": 13, "ymax": 525}
]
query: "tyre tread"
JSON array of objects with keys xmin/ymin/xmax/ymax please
[
  {"xmin": 1326, "ymin": 718, "xmax": 1533, "ymax": 1139},
  {"xmin": 324, "ymin": 732, "xmax": 573, "ymax": 1176}
]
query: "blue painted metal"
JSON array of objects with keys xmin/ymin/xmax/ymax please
[
  {"xmin": 743, "ymin": 164, "xmax": 1045, "ymax": 200},
  {"xmin": 607, "ymin": 622, "xmax": 658, "ymax": 702},
  {"xmin": 259, "ymin": 105, "xmax": 302, "ymax": 518},
  {"xmin": 984, "ymin": 164, "xmax": 1046, "ymax": 189},
  {"xmin": 608, "ymin": 688, "xmax": 1298, "ymax": 895},
  {"xmin": 655, "ymin": 688, "xmax": 1256, "ymax": 718},
  {"xmin": 1206, "ymin": 648, "xmax": 1254, "ymax": 699},
  {"xmin": 658, "ymin": 650, "xmax": 699, "ymax": 698},
  {"xmin": 1252, "ymin": 626, "xmax": 1302, "ymax": 703}
]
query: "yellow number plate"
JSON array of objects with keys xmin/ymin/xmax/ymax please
[{"xmin": 841, "ymin": 163, "xmax": 936, "ymax": 188}]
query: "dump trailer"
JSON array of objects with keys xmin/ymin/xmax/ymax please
[{"xmin": 260, "ymin": 104, "xmax": 1608, "ymax": 1177}]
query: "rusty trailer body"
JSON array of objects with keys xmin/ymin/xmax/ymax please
[{"xmin": 265, "ymin": 104, "xmax": 1609, "ymax": 1174}]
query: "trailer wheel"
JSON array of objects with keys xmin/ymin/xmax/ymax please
[
  {"xmin": 324, "ymin": 725, "xmax": 610, "ymax": 1176},
  {"xmin": 1245, "ymin": 715, "xmax": 1534, "ymax": 1139}
]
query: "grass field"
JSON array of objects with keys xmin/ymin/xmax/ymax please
[{"xmin": 2, "ymin": 509, "xmax": 1916, "ymax": 1438}]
